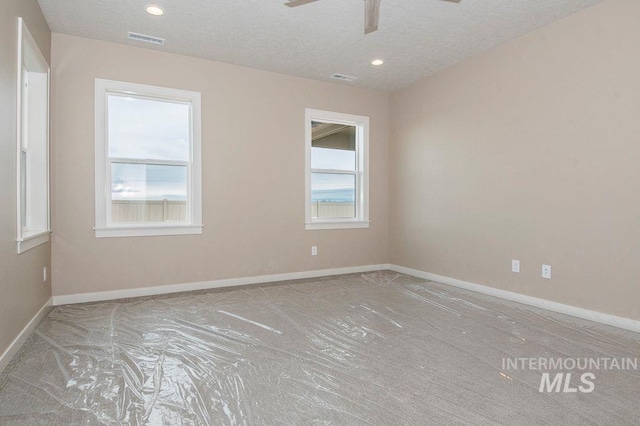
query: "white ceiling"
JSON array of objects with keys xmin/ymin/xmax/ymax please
[{"xmin": 37, "ymin": 0, "xmax": 602, "ymax": 92}]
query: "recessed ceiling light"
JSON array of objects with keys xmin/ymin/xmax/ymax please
[
  {"xmin": 146, "ymin": 5, "xmax": 165, "ymax": 16},
  {"xmin": 371, "ymin": 59, "xmax": 384, "ymax": 66}
]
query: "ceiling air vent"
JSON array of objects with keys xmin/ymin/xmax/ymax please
[
  {"xmin": 331, "ymin": 73, "xmax": 358, "ymax": 82},
  {"xmin": 127, "ymin": 31, "xmax": 166, "ymax": 46}
]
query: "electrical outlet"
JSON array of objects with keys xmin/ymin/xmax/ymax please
[
  {"xmin": 511, "ymin": 260, "xmax": 520, "ymax": 273},
  {"xmin": 542, "ymin": 264, "xmax": 551, "ymax": 280},
  {"xmin": 311, "ymin": 246, "xmax": 318, "ymax": 256},
  {"xmin": 43, "ymin": 266, "xmax": 47, "ymax": 282}
]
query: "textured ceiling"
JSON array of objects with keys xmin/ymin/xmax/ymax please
[{"xmin": 37, "ymin": 0, "xmax": 602, "ymax": 92}]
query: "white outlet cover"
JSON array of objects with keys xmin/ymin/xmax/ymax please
[
  {"xmin": 511, "ymin": 260, "xmax": 520, "ymax": 273},
  {"xmin": 311, "ymin": 246, "xmax": 318, "ymax": 256},
  {"xmin": 542, "ymin": 264, "xmax": 552, "ymax": 279}
]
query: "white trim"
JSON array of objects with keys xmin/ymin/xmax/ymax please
[
  {"xmin": 16, "ymin": 18, "xmax": 51, "ymax": 254},
  {"xmin": 305, "ymin": 221, "xmax": 370, "ymax": 230},
  {"xmin": 94, "ymin": 79, "xmax": 202, "ymax": 238},
  {"xmin": 304, "ymin": 108, "xmax": 369, "ymax": 230},
  {"xmin": 0, "ymin": 297, "xmax": 52, "ymax": 374},
  {"xmin": 50, "ymin": 264, "xmax": 640, "ymax": 334},
  {"xmin": 52, "ymin": 264, "xmax": 391, "ymax": 305},
  {"xmin": 17, "ymin": 230, "xmax": 50, "ymax": 253},
  {"xmin": 389, "ymin": 264, "xmax": 640, "ymax": 334},
  {"xmin": 16, "ymin": 20, "xmax": 23, "ymax": 243},
  {"xmin": 95, "ymin": 224, "xmax": 203, "ymax": 238}
]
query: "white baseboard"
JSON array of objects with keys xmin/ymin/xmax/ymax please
[
  {"xmin": 389, "ymin": 264, "xmax": 640, "ymax": 334},
  {"xmin": 53, "ymin": 264, "xmax": 392, "ymax": 306},
  {"xmin": 50, "ymin": 263, "xmax": 640, "ymax": 334},
  {"xmin": 0, "ymin": 297, "xmax": 52, "ymax": 374}
]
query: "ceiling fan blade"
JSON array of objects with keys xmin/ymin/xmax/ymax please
[
  {"xmin": 440, "ymin": 0, "xmax": 461, "ymax": 3},
  {"xmin": 364, "ymin": 0, "xmax": 381, "ymax": 34},
  {"xmin": 285, "ymin": 0, "xmax": 320, "ymax": 7}
]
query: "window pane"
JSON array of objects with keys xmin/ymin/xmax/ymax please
[
  {"xmin": 311, "ymin": 173, "xmax": 355, "ymax": 219},
  {"xmin": 311, "ymin": 147, "xmax": 356, "ymax": 170},
  {"xmin": 311, "ymin": 122, "xmax": 356, "ymax": 170},
  {"xmin": 108, "ymin": 95, "xmax": 190, "ymax": 161},
  {"xmin": 20, "ymin": 150, "xmax": 27, "ymax": 228},
  {"xmin": 111, "ymin": 163, "xmax": 187, "ymax": 223}
]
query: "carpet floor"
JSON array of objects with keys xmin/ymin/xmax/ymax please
[{"xmin": 0, "ymin": 271, "xmax": 638, "ymax": 425}]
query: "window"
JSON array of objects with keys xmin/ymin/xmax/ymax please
[
  {"xmin": 94, "ymin": 79, "xmax": 202, "ymax": 237},
  {"xmin": 305, "ymin": 109, "xmax": 369, "ymax": 230},
  {"xmin": 16, "ymin": 18, "xmax": 50, "ymax": 254}
]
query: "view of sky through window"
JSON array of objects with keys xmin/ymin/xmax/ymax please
[
  {"xmin": 108, "ymin": 95, "xmax": 190, "ymax": 201},
  {"xmin": 111, "ymin": 163, "xmax": 187, "ymax": 201}
]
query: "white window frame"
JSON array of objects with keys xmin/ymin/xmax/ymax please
[
  {"xmin": 16, "ymin": 18, "xmax": 51, "ymax": 254},
  {"xmin": 94, "ymin": 79, "xmax": 202, "ymax": 238},
  {"xmin": 305, "ymin": 108, "xmax": 369, "ymax": 230}
]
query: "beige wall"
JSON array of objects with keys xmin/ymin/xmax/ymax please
[
  {"xmin": 0, "ymin": 1, "xmax": 51, "ymax": 355},
  {"xmin": 51, "ymin": 34, "xmax": 389, "ymax": 296},
  {"xmin": 47, "ymin": 0, "xmax": 640, "ymax": 322},
  {"xmin": 390, "ymin": 0, "xmax": 640, "ymax": 320}
]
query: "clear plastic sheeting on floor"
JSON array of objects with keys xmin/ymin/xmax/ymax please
[{"xmin": 0, "ymin": 271, "xmax": 639, "ymax": 425}]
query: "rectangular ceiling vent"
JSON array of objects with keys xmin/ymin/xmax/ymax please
[
  {"xmin": 331, "ymin": 73, "xmax": 358, "ymax": 82},
  {"xmin": 127, "ymin": 32, "xmax": 166, "ymax": 46}
]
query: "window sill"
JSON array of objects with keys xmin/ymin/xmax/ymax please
[
  {"xmin": 305, "ymin": 220, "xmax": 370, "ymax": 230},
  {"xmin": 95, "ymin": 224, "xmax": 203, "ymax": 238},
  {"xmin": 17, "ymin": 230, "xmax": 51, "ymax": 254}
]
